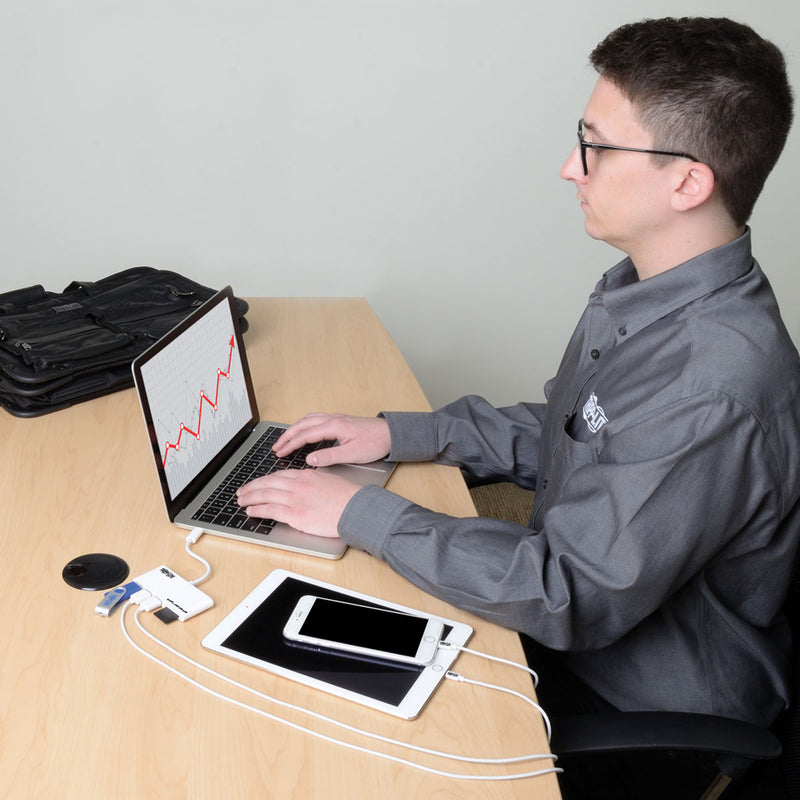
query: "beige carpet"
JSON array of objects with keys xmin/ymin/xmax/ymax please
[{"xmin": 469, "ymin": 482, "xmax": 535, "ymax": 526}]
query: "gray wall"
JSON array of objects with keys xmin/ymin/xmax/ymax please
[{"xmin": 2, "ymin": 1, "xmax": 797, "ymax": 409}]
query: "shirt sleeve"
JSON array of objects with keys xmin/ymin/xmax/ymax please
[
  {"xmin": 383, "ymin": 394, "xmax": 545, "ymax": 489},
  {"xmin": 339, "ymin": 391, "xmax": 785, "ymax": 652}
]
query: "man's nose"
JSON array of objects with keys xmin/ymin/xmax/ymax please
[{"xmin": 560, "ymin": 144, "xmax": 585, "ymax": 182}]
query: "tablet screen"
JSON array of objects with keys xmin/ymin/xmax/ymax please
[{"xmin": 226, "ymin": 577, "xmax": 430, "ymax": 703}]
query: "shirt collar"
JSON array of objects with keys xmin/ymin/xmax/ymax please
[{"xmin": 596, "ymin": 229, "xmax": 754, "ymax": 340}]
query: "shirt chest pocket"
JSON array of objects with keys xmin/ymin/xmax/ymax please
[{"xmin": 532, "ymin": 416, "xmax": 598, "ymax": 531}]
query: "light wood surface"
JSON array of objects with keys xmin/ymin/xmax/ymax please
[{"xmin": 0, "ymin": 298, "xmax": 560, "ymax": 800}]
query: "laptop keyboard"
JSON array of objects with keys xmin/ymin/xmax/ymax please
[{"xmin": 191, "ymin": 425, "xmax": 335, "ymax": 535}]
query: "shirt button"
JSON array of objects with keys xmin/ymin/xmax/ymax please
[
  {"xmin": 590, "ymin": 348, "xmax": 600, "ymax": 360},
  {"xmin": 618, "ymin": 326, "xmax": 627, "ymax": 336}
]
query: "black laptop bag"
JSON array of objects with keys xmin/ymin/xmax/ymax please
[{"xmin": 0, "ymin": 267, "xmax": 249, "ymax": 417}]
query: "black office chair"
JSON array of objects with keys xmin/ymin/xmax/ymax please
[
  {"xmin": 549, "ymin": 709, "xmax": 784, "ymax": 798},
  {"xmin": 548, "ymin": 584, "xmax": 800, "ymax": 800}
]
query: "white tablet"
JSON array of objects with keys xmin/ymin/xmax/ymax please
[{"xmin": 202, "ymin": 569, "xmax": 473, "ymax": 719}]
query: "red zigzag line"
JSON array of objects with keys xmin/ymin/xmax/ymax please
[{"xmin": 162, "ymin": 335, "xmax": 235, "ymax": 468}]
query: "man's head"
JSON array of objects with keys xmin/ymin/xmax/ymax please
[{"xmin": 589, "ymin": 17, "xmax": 793, "ymax": 227}]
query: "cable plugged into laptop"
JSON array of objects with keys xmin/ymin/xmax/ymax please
[
  {"xmin": 186, "ymin": 526, "xmax": 205, "ymax": 545},
  {"xmin": 184, "ymin": 527, "xmax": 211, "ymax": 586}
]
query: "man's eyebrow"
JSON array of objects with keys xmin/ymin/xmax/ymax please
[{"xmin": 581, "ymin": 119, "xmax": 606, "ymax": 141}]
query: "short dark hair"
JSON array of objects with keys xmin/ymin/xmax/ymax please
[{"xmin": 590, "ymin": 17, "xmax": 794, "ymax": 225}]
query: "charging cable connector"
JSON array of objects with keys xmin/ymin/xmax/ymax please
[
  {"xmin": 131, "ymin": 589, "xmax": 161, "ymax": 613},
  {"xmin": 438, "ymin": 640, "xmax": 540, "ymax": 687},
  {"xmin": 129, "ymin": 566, "xmax": 213, "ymax": 622}
]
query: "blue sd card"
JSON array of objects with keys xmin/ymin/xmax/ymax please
[{"xmin": 94, "ymin": 581, "xmax": 141, "ymax": 617}]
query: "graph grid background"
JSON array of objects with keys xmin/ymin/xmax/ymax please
[{"xmin": 139, "ymin": 301, "xmax": 251, "ymax": 499}]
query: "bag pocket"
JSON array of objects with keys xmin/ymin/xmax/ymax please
[{"xmin": 0, "ymin": 320, "xmax": 132, "ymax": 372}]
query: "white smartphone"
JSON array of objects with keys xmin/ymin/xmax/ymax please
[{"xmin": 283, "ymin": 595, "xmax": 445, "ymax": 666}]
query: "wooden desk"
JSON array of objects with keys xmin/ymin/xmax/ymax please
[{"xmin": 0, "ymin": 298, "xmax": 560, "ymax": 800}]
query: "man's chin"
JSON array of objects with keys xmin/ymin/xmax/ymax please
[{"xmin": 583, "ymin": 218, "xmax": 603, "ymax": 241}]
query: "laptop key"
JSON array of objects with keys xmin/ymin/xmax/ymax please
[
  {"xmin": 228, "ymin": 514, "xmax": 249, "ymax": 529},
  {"xmin": 242, "ymin": 516, "xmax": 265, "ymax": 532},
  {"xmin": 255, "ymin": 519, "xmax": 276, "ymax": 533}
]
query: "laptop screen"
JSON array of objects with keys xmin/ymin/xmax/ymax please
[{"xmin": 133, "ymin": 287, "xmax": 258, "ymax": 507}]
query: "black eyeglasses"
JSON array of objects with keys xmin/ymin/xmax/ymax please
[{"xmin": 577, "ymin": 118, "xmax": 698, "ymax": 176}]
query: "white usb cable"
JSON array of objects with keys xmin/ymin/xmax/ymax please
[
  {"xmin": 120, "ymin": 603, "xmax": 560, "ymax": 781},
  {"xmin": 438, "ymin": 640, "xmax": 540, "ymax": 686},
  {"xmin": 184, "ymin": 527, "xmax": 211, "ymax": 585},
  {"xmin": 121, "ymin": 532, "xmax": 560, "ymax": 782},
  {"xmin": 445, "ymin": 670, "xmax": 553, "ymax": 742}
]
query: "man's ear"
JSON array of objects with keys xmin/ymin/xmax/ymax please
[{"xmin": 671, "ymin": 162, "xmax": 715, "ymax": 212}]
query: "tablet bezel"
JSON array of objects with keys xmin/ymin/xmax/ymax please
[{"xmin": 201, "ymin": 569, "xmax": 473, "ymax": 719}]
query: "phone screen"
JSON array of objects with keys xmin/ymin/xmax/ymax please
[{"xmin": 300, "ymin": 598, "xmax": 430, "ymax": 658}]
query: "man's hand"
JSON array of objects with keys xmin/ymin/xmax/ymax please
[
  {"xmin": 236, "ymin": 469, "xmax": 360, "ymax": 538},
  {"xmin": 273, "ymin": 413, "xmax": 391, "ymax": 467}
]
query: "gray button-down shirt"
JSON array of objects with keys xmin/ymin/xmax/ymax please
[{"xmin": 339, "ymin": 229, "xmax": 800, "ymax": 725}]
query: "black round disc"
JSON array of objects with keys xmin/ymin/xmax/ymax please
[{"xmin": 62, "ymin": 553, "xmax": 130, "ymax": 591}]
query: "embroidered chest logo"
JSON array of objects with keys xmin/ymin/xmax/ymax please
[{"xmin": 582, "ymin": 392, "xmax": 608, "ymax": 434}]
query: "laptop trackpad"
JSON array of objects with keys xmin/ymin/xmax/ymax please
[{"xmin": 322, "ymin": 462, "xmax": 394, "ymax": 487}]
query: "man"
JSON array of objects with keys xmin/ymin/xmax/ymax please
[{"xmin": 238, "ymin": 17, "xmax": 799, "ymax": 795}]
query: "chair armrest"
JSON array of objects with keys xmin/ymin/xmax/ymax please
[{"xmin": 549, "ymin": 711, "xmax": 782, "ymax": 760}]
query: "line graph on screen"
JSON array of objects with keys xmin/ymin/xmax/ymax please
[
  {"xmin": 161, "ymin": 335, "xmax": 235, "ymax": 468},
  {"xmin": 139, "ymin": 300, "xmax": 252, "ymax": 499}
]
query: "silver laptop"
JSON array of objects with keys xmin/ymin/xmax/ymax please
[{"xmin": 131, "ymin": 286, "xmax": 395, "ymax": 559}]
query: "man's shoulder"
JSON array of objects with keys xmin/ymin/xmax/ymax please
[
  {"xmin": 678, "ymin": 264, "xmax": 799, "ymax": 418},
  {"xmin": 603, "ymin": 259, "xmax": 799, "ymax": 427}
]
